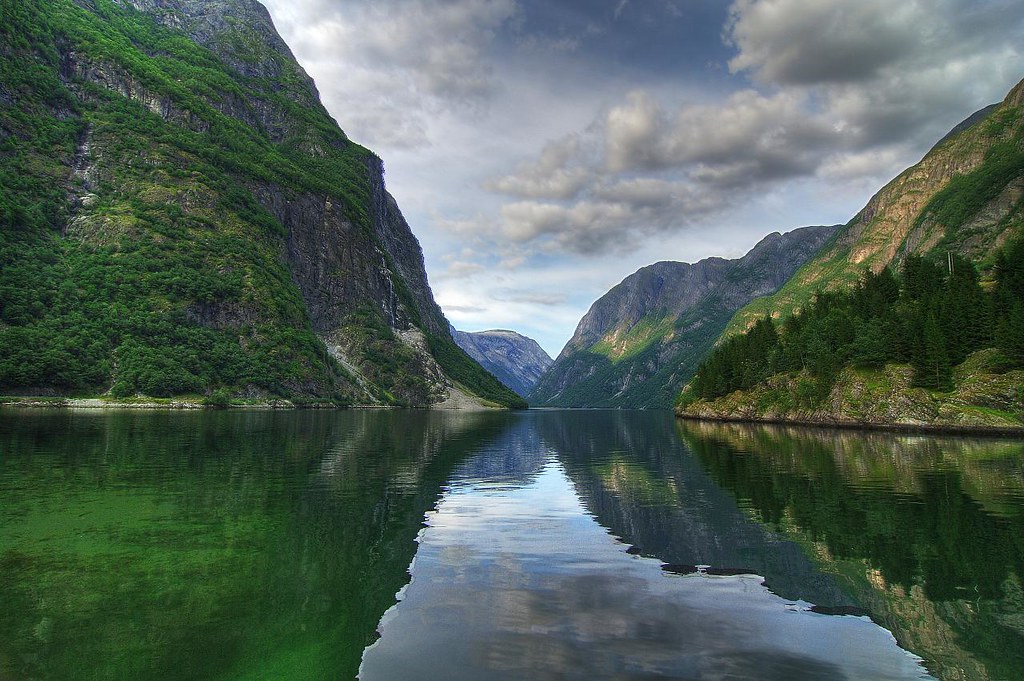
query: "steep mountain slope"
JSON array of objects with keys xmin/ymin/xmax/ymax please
[
  {"xmin": 678, "ymin": 76, "xmax": 1024, "ymax": 430},
  {"xmin": 0, "ymin": 0, "xmax": 523, "ymax": 407},
  {"xmin": 528, "ymin": 225, "xmax": 838, "ymax": 408},
  {"xmin": 725, "ymin": 78, "xmax": 1024, "ymax": 337},
  {"xmin": 451, "ymin": 328, "xmax": 552, "ymax": 397}
]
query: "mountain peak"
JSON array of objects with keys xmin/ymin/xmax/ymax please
[
  {"xmin": 0, "ymin": 0, "xmax": 523, "ymax": 408},
  {"xmin": 452, "ymin": 329, "xmax": 553, "ymax": 397},
  {"xmin": 529, "ymin": 225, "xmax": 838, "ymax": 408}
]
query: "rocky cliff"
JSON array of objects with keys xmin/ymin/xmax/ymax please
[
  {"xmin": 528, "ymin": 225, "xmax": 838, "ymax": 408},
  {"xmin": 451, "ymin": 328, "xmax": 552, "ymax": 397},
  {"xmin": 0, "ymin": 0, "xmax": 523, "ymax": 407}
]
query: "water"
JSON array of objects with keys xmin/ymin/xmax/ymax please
[{"xmin": 1, "ymin": 410, "xmax": 1022, "ymax": 680}]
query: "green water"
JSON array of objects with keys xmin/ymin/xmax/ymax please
[
  {"xmin": 1, "ymin": 409, "xmax": 1023, "ymax": 680},
  {"xmin": 0, "ymin": 409, "xmax": 509, "ymax": 681}
]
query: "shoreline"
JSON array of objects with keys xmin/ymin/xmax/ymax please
[
  {"xmin": 0, "ymin": 396, "xmax": 504, "ymax": 411},
  {"xmin": 675, "ymin": 412, "xmax": 1024, "ymax": 438},
  {"xmin": 0, "ymin": 397, "xmax": 367, "ymax": 411}
]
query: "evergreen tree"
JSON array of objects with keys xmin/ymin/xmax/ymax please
[
  {"xmin": 997, "ymin": 302, "xmax": 1024, "ymax": 364},
  {"xmin": 851, "ymin": 319, "xmax": 888, "ymax": 368},
  {"xmin": 913, "ymin": 313, "xmax": 953, "ymax": 390},
  {"xmin": 688, "ymin": 243, "xmax": 1021, "ymax": 404}
]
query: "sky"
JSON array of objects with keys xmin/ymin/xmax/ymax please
[{"xmin": 260, "ymin": 0, "xmax": 1024, "ymax": 357}]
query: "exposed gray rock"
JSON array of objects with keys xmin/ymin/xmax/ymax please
[
  {"xmin": 530, "ymin": 225, "xmax": 840, "ymax": 408},
  {"xmin": 452, "ymin": 329, "xmax": 553, "ymax": 397},
  {"xmin": 18, "ymin": 0, "xmax": 518, "ymax": 406}
]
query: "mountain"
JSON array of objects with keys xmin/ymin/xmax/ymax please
[
  {"xmin": 0, "ymin": 0, "xmax": 524, "ymax": 408},
  {"xmin": 528, "ymin": 225, "xmax": 839, "ymax": 408},
  {"xmin": 678, "ymin": 76, "xmax": 1024, "ymax": 431},
  {"xmin": 451, "ymin": 328, "xmax": 552, "ymax": 397},
  {"xmin": 724, "ymin": 78, "xmax": 1024, "ymax": 338}
]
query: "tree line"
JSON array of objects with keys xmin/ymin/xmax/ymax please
[{"xmin": 687, "ymin": 240, "xmax": 1024, "ymax": 403}]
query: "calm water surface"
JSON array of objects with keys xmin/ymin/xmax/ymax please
[{"xmin": 2, "ymin": 409, "xmax": 1023, "ymax": 680}]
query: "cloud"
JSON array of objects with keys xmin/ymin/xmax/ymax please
[
  {"xmin": 262, "ymin": 0, "xmax": 519, "ymax": 149},
  {"xmin": 498, "ymin": 184, "xmax": 721, "ymax": 256},
  {"xmin": 726, "ymin": 0, "xmax": 1024, "ymax": 149},
  {"xmin": 604, "ymin": 88, "xmax": 834, "ymax": 176},
  {"xmin": 470, "ymin": 0, "xmax": 1024, "ymax": 258},
  {"xmin": 436, "ymin": 261, "xmax": 488, "ymax": 281},
  {"xmin": 493, "ymin": 289, "xmax": 568, "ymax": 306},
  {"xmin": 486, "ymin": 135, "xmax": 593, "ymax": 199},
  {"xmin": 443, "ymin": 304, "xmax": 489, "ymax": 314},
  {"xmin": 726, "ymin": 0, "xmax": 922, "ymax": 85},
  {"xmin": 483, "ymin": 88, "xmax": 840, "ymax": 255}
]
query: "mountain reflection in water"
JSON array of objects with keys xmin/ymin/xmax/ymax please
[
  {"xmin": 361, "ymin": 411, "xmax": 932, "ymax": 681},
  {"xmin": 6, "ymin": 410, "xmax": 1019, "ymax": 680},
  {"xmin": 677, "ymin": 420, "xmax": 1024, "ymax": 681}
]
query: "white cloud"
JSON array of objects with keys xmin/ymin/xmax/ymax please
[
  {"xmin": 726, "ymin": 0, "xmax": 1024, "ymax": 148},
  {"xmin": 481, "ymin": 88, "xmax": 839, "ymax": 254},
  {"xmin": 473, "ymin": 0, "xmax": 1024, "ymax": 258},
  {"xmin": 487, "ymin": 135, "xmax": 593, "ymax": 199},
  {"xmin": 263, "ymin": 0, "xmax": 518, "ymax": 149}
]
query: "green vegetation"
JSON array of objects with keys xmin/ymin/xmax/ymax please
[
  {"xmin": 0, "ymin": 0, "xmax": 363, "ymax": 400},
  {"xmin": 590, "ymin": 314, "xmax": 673, "ymax": 364},
  {"xmin": 917, "ymin": 141, "xmax": 1024, "ymax": 242},
  {"xmin": 684, "ymin": 240, "xmax": 1024, "ymax": 406},
  {"xmin": 0, "ymin": 0, "xmax": 519, "ymax": 407}
]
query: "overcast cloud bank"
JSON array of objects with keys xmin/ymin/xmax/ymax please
[{"xmin": 262, "ymin": 0, "xmax": 1024, "ymax": 355}]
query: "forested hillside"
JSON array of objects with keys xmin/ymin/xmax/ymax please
[
  {"xmin": 679, "ymin": 241, "xmax": 1024, "ymax": 430},
  {"xmin": 686, "ymin": 244, "xmax": 1024, "ymax": 402},
  {"xmin": 678, "ymin": 75, "xmax": 1024, "ymax": 430},
  {"xmin": 0, "ymin": 0, "xmax": 523, "ymax": 407}
]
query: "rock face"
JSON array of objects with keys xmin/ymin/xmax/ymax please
[
  {"xmin": 0, "ymin": 0, "xmax": 523, "ymax": 407},
  {"xmin": 726, "ymin": 78, "xmax": 1024, "ymax": 337},
  {"xmin": 452, "ymin": 328, "xmax": 553, "ymax": 397},
  {"xmin": 529, "ymin": 225, "xmax": 838, "ymax": 408}
]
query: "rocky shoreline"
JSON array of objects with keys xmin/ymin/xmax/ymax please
[
  {"xmin": 0, "ymin": 396, "xmax": 501, "ymax": 411},
  {"xmin": 675, "ymin": 411, "xmax": 1024, "ymax": 438},
  {"xmin": 0, "ymin": 397, "xmax": 338, "ymax": 410},
  {"xmin": 676, "ymin": 359, "xmax": 1024, "ymax": 437}
]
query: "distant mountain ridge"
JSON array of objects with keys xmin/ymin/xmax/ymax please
[
  {"xmin": 452, "ymin": 328, "xmax": 552, "ymax": 397},
  {"xmin": 528, "ymin": 225, "xmax": 839, "ymax": 408}
]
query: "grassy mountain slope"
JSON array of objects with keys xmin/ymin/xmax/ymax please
[
  {"xmin": 0, "ymin": 0, "xmax": 523, "ymax": 407},
  {"xmin": 725, "ymin": 78, "xmax": 1024, "ymax": 338},
  {"xmin": 529, "ymin": 226, "xmax": 837, "ymax": 409},
  {"xmin": 679, "ymin": 77, "xmax": 1024, "ymax": 428}
]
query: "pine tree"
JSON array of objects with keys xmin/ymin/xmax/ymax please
[
  {"xmin": 996, "ymin": 302, "xmax": 1024, "ymax": 365},
  {"xmin": 851, "ymin": 319, "xmax": 888, "ymax": 368},
  {"xmin": 915, "ymin": 313, "xmax": 952, "ymax": 390}
]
